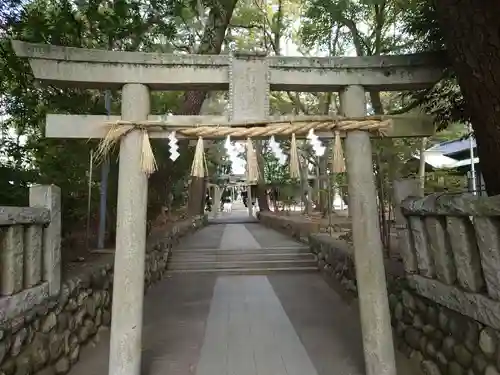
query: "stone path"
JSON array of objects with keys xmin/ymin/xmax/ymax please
[
  {"xmin": 68, "ymin": 206, "xmax": 423, "ymax": 375},
  {"xmin": 196, "ymin": 276, "xmax": 318, "ymax": 375}
]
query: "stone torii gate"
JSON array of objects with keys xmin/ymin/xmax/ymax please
[{"xmin": 12, "ymin": 41, "xmax": 443, "ymax": 375}]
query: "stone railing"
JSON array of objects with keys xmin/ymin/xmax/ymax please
[
  {"xmin": 398, "ymin": 192, "xmax": 500, "ymax": 331},
  {"xmin": 0, "ymin": 185, "xmax": 61, "ymax": 323}
]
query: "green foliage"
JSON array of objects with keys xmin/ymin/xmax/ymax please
[
  {"xmin": 0, "ymin": 0, "xmax": 206, "ymax": 246},
  {"xmin": 399, "ymin": 0, "xmax": 467, "ymax": 129}
]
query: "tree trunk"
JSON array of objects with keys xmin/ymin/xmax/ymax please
[
  {"xmin": 255, "ymin": 141, "xmax": 270, "ymax": 211},
  {"xmin": 181, "ymin": 0, "xmax": 239, "ymax": 216},
  {"xmin": 434, "ymin": 0, "xmax": 500, "ymax": 195},
  {"xmin": 299, "ymin": 152, "xmax": 312, "ymax": 215}
]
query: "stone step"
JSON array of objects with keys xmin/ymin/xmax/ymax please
[
  {"xmin": 172, "ymin": 246, "xmax": 310, "ymax": 256},
  {"xmin": 168, "ymin": 259, "xmax": 318, "ymax": 271},
  {"xmin": 166, "ymin": 266, "xmax": 318, "ymax": 275},
  {"xmin": 170, "ymin": 252, "xmax": 316, "ymax": 262}
]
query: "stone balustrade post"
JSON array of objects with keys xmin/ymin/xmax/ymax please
[
  {"xmin": 108, "ymin": 83, "xmax": 150, "ymax": 375},
  {"xmin": 341, "ymin": 85, "xmax": 397, "ymax": 375},
  {"xmin": 213, "ymin": 186, "xmax": 221, "ymax": 218},
  {"xmin": 392, "ymin": 179, "xmax": 420, "ymax": 273},
  {"xmin": 29, "ymin": 184, "xmax": 61, "ymax": 296},
  {"xmin": 0, "ymin": 225, "xmax": 24, "ymax": 295}
]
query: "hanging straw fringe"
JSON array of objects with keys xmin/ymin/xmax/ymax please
[
  {"xmin": 141, "ymin": 130, "xmax": 157, "ymax": 175},
  {"xmin": 191, "ymin": 137, "xmax": 205, "ymax": 177},
  {"xmin": 331, "ymin": 131, "xmax": 346, "ymax": 173},
  {"xmin": 246, "ymin": 138, "xmax": 259, "ymax": 185},
  {"xmin": 94, "ymin": 123, "xmax": 158, "ymax": 176},
  {"xmin": 94, "ymin": 123, "xmax": 131, "ymax": 164},
  {"xmin": 289, "ymin": 133, "xmax": 301, "ymax": 180}
]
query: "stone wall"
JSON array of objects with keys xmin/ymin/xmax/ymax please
[
  {"xmin": 258, "ymin": 210, "xmax": 500, "ymax": 375},
  {"xmin": 0, "ymin": 215, "xmax": 206, "ymax": 375},
  {"xmin": 257, "ymin": 212, "xmax": 322, "ymax": 242}
]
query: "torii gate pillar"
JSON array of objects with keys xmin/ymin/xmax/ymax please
[
  {"xmin": 108, "ymin": 84, "xmax": 150, "ymax": 375},
  {"xmin": 341, "ymin": 85, "xmax": 397, "ymax": 375}
]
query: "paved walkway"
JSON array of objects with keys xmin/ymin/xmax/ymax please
[{"xmin": 69, "ymin": 206, "xmax": 422, "ymax": 375}]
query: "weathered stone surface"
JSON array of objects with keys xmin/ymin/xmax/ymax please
[
  {"xmin": 23, "ymin": 225, "xmax": 43, "ymax": 288},
  {"xmin": 416, "ymin": 297, "xmax": 427, "ymax": 313},
  {"xmin": 408, "ymin": 216, "xmax": 435, "ymax": 277},
  {"xmin": 0, "ymin": 226, "xmax": 25, "ymax": 296},
  {"xmin": 448, "ymin": 361, "xmax": 465, "ymax": 375},
  {"xmin": 405, "ymin": 327, "xmax": 422, "ymax": 349},
  {"xmin": 15, "ymin": 353, "xmax": 32, "ymax": 375},
  {"xmin": 394, "ymin": 302, "xmax": 404, "ymax": 320},
  {"xmin": 426, "ymin": 340, "xmax": 439, "ymax": 358},
  {"xmin": 449, "ymin": 311, "xmax": 469, "ymax": 341},
  {"xmin": 392, "ymin": 179, "xmax": 421, "ymax": 273},
  {"xmin": 48, "ymin": 334, "xmax": 65, "ymax": 361},
  {"xmin": 436, "ymin": 351, "xmax": 448, "ymax": 368},
  {"xmin": 29, "ymin": 185, "xmax": 62, "ymax": 297},
  {"xmin": 0, "ymin": 340, "xmax": 7, "ymax": 364},
  {"xmin": 30, "ymin": 333, "xmax": 49, "ymax": 371},
  {"xmin": 397, "ymin": 226, "xmax": 419, "ymax": 274},
  {"xmin": 401, "ymin": 193, "xmax": 500, "ymax": 217},
  {"xmin": 102, "ymin": 310, "xmax": 111, "ymax": 326},
  {"xmin": 464, "ymin": 321, "xmax": 481, "ymax": 352},
  {"xmin": 40, "ymin": 313, "xmax": 56, "ymax": 334},
  {"xmin": 1, "ymin": 357, "xmax": 15, "ymax": 375},
  {"xmin": 423, "ymin": 324, "xmax": 435, "ymax": 335},
  {"xmin": 68, "ymin": 346, "xmax": 79, "ymax": 365},
  {"xmin": 472, "ymin": 353, "xmax": 488, "ymax": 374},
  {"xmin": 485, "ymin": 365, "xmax": 500, "ymax": 375},
  {"xmin": 0, "ymin": 207, "xmax": 51, "ymax": 227},
  {"xmin": 402, "ymin": 289, "xmax": 416, "ymax": 310},
  {"xmin": 54, "ymin": 356, "xmax": 69, "ymax": 375},
  {"xmin": 454, "ymin": 344, "xmax": 473, "ymax": 368},
  {"xmin": 446, "ymin": 217, "xmax": 484, "ymax": 292},
  {"xmin": 414, "ymin": 314, "xmax": 425, "ymax": 329},
  {"xmin": 427, "ymin": 305, "xmax": 439, "ymax": 326},
  {"xmin": 479, "ymin": 328, "xmax": 498, "ymax": 358},
  {"xmin": 438, "ymin": 310, "xmax": 449, "ymax": 332},
  {"xmin": 425, "ymin": 217, "xmax": 456, "ymax": 285},
  {"xmin": 422, "ymin": 359, "xmax": 442, "ymax": 375},
  {"xmin": 36, "ymin": 366, "xmax": 56, "ymax": 375},
  {"xmin": 474, "ymin": 217, "xmax": 500, "ymax": 301},
  {"xmin": 10, "ymin": 328, "xmax": 27, "ymax": 356},
  {"xmin": 408, "ymin": 275, "xmax": 500, "ymax": 331}
]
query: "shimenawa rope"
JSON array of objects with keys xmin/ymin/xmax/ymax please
[{"xmin": 94, "ymin": 116, "xmax": 391, "ymax": 176}]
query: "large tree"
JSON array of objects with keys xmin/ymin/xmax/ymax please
[
  {"xmin": 432, "ymin": 0, "xmax": 500, "ymax": 195},
  {"xmin": 403, "ymin": 0, "xmax": 500, "ymax": 195}
]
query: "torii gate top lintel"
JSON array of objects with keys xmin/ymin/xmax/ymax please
[{"xmin": 11, "ymin": 40, "xmax": 446, "ymax": 92}]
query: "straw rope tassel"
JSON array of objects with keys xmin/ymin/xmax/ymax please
[
  {"xmin": 331, "ymin": 131, "xmax": 346, "ymax": 173},
  {"xmin": 140, "ymin": 130, "xmax": 157, "ymax": 175},
  {"xmin": 289, "ymin": 133, "xmax": 301, "ymax": 179},
  {"xmin": 94, "ymin": 122, "xmax": 131, "ymax": 165},
  {"xmin": 246, "ymin": 138, "xmax": 259, "ymax": 185},
  {"xmin": 191, "ymin": 136, "xmax": 205, "ymax": 177}
]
